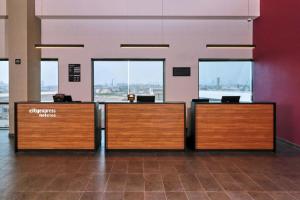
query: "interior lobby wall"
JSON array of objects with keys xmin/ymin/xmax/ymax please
[
  {"xmin": 254, "ymin": 0, "xmax": 300, "ymax": 146},
  {"xmin": 0, "ymin": 20, "xmax": 6, "ymax": 58},
  {"xmin": 41, "ymin": 19, "xmax": 253, "ymax": 104}
]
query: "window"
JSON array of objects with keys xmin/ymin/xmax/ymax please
[
  {"xmin": 199, "ymin": 61, "xmax": 252, "ymax": 102},
  {"xmin": 93, "ymin": 60, "xmax": 164, "ymax": 102},
  {"xmin": 0, "ymin": 60, "xmax": 9, "ymax": 128},
  {"xmin": 41, "ymin": 60, "xmax": 59, "ymax": 102}
]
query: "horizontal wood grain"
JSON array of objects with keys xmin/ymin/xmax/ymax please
[
  {"xmin": 16, "ymin": 103, "xmax": 97, "ymax": 150},
  {"xmin": 106, "ymin": 103, "xmax": 185, "ymax": 150},
  {"xmin": 195, "ymin": 104, "xmax": 274, "ymax": 150}
]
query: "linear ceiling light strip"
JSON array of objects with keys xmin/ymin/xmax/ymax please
[
  {"xmin": 35, "ymin": 44, "xmax": 85, "ymax": 49},
  {"xmin": 206, "ymin": 44, "xmax": 256, "ymax": 49},
  {"xmin": 120, "ymin": 44, "xmax": 170, "ymax": 48}
]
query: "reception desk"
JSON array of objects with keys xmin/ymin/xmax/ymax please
[
  {"xmin": 189, "ymin": 102, "xmax": 276, "ymax": 151},
  {"xmin": 15, "ymin": 102, "xmax": 100, "ymax": 151},
  {"xmin": 105, "ymin": 103, "xmax": 186, "ymax": 150}
]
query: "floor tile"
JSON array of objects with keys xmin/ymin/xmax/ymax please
[
  {"xmin": 196, "ymin": 172, "xmax": 222, "ymax": 191},
  {"xmin": 85, "ymin": 174, "xmax": 110, "ymax": 192},
  {"xmin": 212, "ymin": 173, "xmax": 242, "ymax": 191},
  {"xmin": 105, "ymin": 174, "xmax": 127, "ymax": 192},
  {"xmin": 247, "ymin": 173, "xmax": 284, "ymax": 191},
  {"xmin": 111, "ymin": 161, "xmax": 128, "ymax": 173},
  {"xmin": 102, "ymin": 192, "xmax": 123, "ymax": 200},
  {"xmin": 206, "ymin": 192, "xmax": 231, "ymax": 200},
  {"xmin": 165, "ymin": 192, "xmax": 188, "ymax": 200},
  {"xmin": 125, "ymin": 174, "xmax": 145, "ymax": 192},
  {"xmin": 227, "ymin": 191, "xmax": 253, "ymax": 200},
  {"xmin": 35, "ymin": 192, "xmax": 82, "ymax": 200},
  {"xmin": 145, "ymin": 192, "xmax": 166, "ymax": 200},
  {"xmin": 230, "ymin": 173, "xmax": 263, "ymax": 191},
  {"xmin": 124, "ymin": 192, "xmax": 144, "ymax": 200},
  {"xmin": 162, "ymin": 174, "xmax": 184, "ymax": 192},
  {"xmin": 80, "ymin": 192, "xmax": 103, "ymax": 200},
  {"xmin": 248, "ymin": 192, "xmax": 274, "ymax": 200},
  {"xmin": 289, "ymin": 192, "xmax": 300, "ymax": 199},
  {"xmin": 179, "ymin": 174, "xmax": 203, "ymax": 191},
  {"xmin": 185, "ymin": 192, "xmax": 209, "ymax": 200},
  {"xmin": 144, "ymin": 161, "xmax": 160, "ymax": 173},
  {"xmin": 269, "ymin": 192, "xmax": 297, "ymax": 200},
  {"xmin": 128, "ymin": 161, "xmax": 143, "ymax": 173},
  {"xmin": 144, "ymin": 174, "xmax": 164, "ymax": 192}
]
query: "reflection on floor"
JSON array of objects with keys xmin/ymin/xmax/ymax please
[{"xmin": 0, "ymin": 130, "xmax": 300, "ymax": 200}]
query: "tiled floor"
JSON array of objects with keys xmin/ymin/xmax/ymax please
[{"xmin": 0, "ymin": 130, "xmax": 300, "ymax": 200}]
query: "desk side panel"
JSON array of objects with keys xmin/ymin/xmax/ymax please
[
  {"xmin": 17, "ymin": 104, "xmax": 95, "ymax": 150},
  {"xmin": 106, "ymin": 104, "xmax": 185, "ymax": 150},
  {"xmin": 195, "ymin": 104, "xmax": 274, "ymax": 150}
]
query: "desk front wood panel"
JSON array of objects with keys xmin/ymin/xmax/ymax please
[
  {"xmin": 106, "ymin": 104, "xmax": 185, "ymax": 150},
  {"xmin": 196, "ymin": 104, "xmax": 274, "ymax": 150},
  {"xmin": 17, "ymin": 104, "xmax": 96, "ymax": 150}
]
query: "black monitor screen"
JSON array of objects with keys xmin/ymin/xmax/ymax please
[
  {"xmin": 64, "ymin": 95, "xmax": 73, "ymax": 102},
  {"xmin": 137, "ymin": 96, "xmax": 155, "ymax": 103},
  {"xmin": 221, "ymin": 96, "xmax": 240, "ymax": 103}
]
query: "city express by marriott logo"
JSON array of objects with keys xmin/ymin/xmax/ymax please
[{"xmin": 28, "ymin": 108, "xmax": 57, "ymax": 118}]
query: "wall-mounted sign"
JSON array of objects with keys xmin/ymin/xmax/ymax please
[
  {"xmin": 28, "ymin": 108, "xmax": 57, "ymax": 118},
  {"xmin": 68, "ymin": 64, "xmax": 81, "ymax": 82},
  {"xmin": 173, "ymin": 67, "xmax": 191, "ymax": 76}
]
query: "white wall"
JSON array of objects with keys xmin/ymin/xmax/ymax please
[
  {"xmin": 35, "ymin": 0, "xmax": 259, "ymax": 18},
  {"xmin": 42, "ymin": 19, "xmax": 253, "ymax": 104},
  {"xmin": 0, "ymin": 20, "xmax": 6, "ymax": 58},
  {"xmin": 0, "ymin": 0, "xmax": 6, "ymax": 17}
]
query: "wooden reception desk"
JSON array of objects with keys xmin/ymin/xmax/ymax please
[
  {"xmin": 189, "ymin": 102, "xmax": 276, "ymax": 151},
  {"xmin": 105, "ymin": 103, "xmax": 186, "ymax": 150},
  {"xmin": 15, "ymin": 102, "xmax": 100, "ymax": 151}
]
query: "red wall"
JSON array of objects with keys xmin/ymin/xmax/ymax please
[{"xmin": 254, "ymin": 0, "xmax": 300, "ymax": 145}]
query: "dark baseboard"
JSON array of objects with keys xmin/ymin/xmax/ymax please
[{"xmin": 278, "ymin": 137, "xmax": 300, "ymax": 150}]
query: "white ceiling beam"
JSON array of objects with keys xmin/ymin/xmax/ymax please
[{"xmin": 35, "ymin": 0, "xmax": 260, "ymax": 20}]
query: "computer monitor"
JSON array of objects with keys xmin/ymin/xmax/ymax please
[
  {"xmin": 53, "ymin": 94, "xmax": 65, "ymax": 102},
  {"xmin": 221, "ymin": 96, "xmax": 240, "ymax": 103},
  {"xmin": 137, "ymin": 95, "xmax": 155, "ymax": 103},
  {"xmin": 64, "ymin": 95, "xmax": 73, "ymax": 102}
]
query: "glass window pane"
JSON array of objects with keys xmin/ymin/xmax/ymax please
[
  {"xmin": 0, "ymin": 61, "xmax": 9, "ymax": 102},
  {"xmin": 199, "ymin": 61, "xmax": 252, "ymax": 102},
  {"xmin": 0, "ymin": 60, "xmax": 9, "ymax": 128},
  {"xmin": 94, "ymin": 61, "xmax": 129, "ymax": 102},
  {"xmin": 129, "ymin": 61, "xmax": 164, "ymax": 102},
  {"xmin": 93, "ymin": 60, "xmax": 164, "ymax": 102},
  {"xmin": 41, "ymin": 61, "xmax": 59, "ymax": 102}
]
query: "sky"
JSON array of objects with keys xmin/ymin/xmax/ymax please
[
  {"xmin": 0, "ymin": 61, "xmax": 9, "ymax": 84},
  {"xmin": 199, "ymin": 61, "xmax": 252, "ymax": 86},
  {"xmin": 41, "ymin": 61, "xmax": 59, "ymax": 86},
  {"xmin": 94, "ymin": 61, "xmax": 164, "ymax": 85},
  {"xmin": 1, "ymin": 60, "xmax": 252, "ymax": 88},
  {"xmin": 0, "ymin": 61, "xmax": 59, "ymax": 87}
]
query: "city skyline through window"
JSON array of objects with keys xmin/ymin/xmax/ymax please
[
  {"xmin": 93, "ymin": 60, "xmax": 164, "ymax": 102},
  {"xmin": 0, "ymin": 60, "xmax": 9, "ymax": 128},
  {"xmin": 199, "ymin": 61, "xmax": 252, "ymax": 102},
  {"xmin": 41, "ymin": 61, "xmax": 59, "ymax": 102}
]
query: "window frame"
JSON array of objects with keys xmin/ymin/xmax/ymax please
[
  {"xmin": 41, "ymin": 58, "xmax": 59, "ymax": 102},
  {"xmin": 198, "ymin": 59, "xmax": 254, "ymax": 102},
  {"xmin": 92, "ymin": 58, "xmax": 166, "ymax": 103},
  {"xmin": 0, "ymin": 59, "xmax": 9, "ymax": 129}
]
